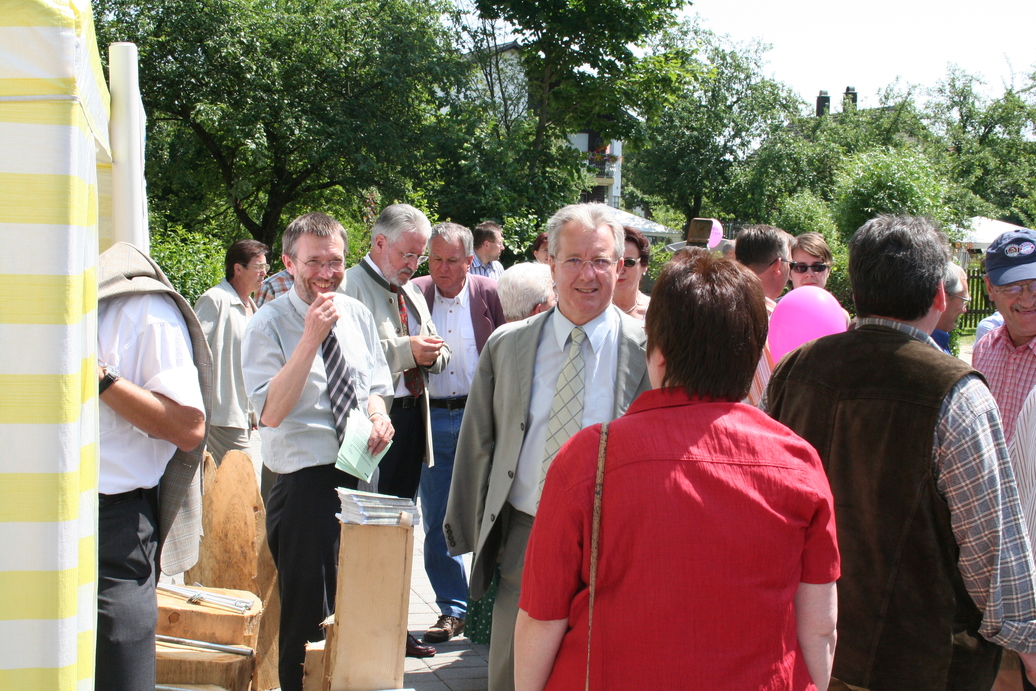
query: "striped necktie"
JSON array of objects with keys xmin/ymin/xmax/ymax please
[
  {"xmin": 322, "ymin": 328, "xmax": 357, "ymax": 445},
  {"xmin": 539, "ymin": 326, "xmax": 587, "ymax": 499},
  {"xmin": 392, "ymin": 286, "xmax": 424, "ymax": 397}
]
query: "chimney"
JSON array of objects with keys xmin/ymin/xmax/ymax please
[
  {"xmin": 843, "ymin": 86, "xmax": 858, "ymax": 110},
  {"xmin": 816, "ymin": 90, "xmax": 830, "ymax": 117}
]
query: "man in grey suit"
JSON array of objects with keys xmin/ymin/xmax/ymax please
[
  {"xmin": 444, "ymin": 203, "xmax": 651, "ymax": 691},
  {"xmin": 412, "ymin": 222, "xmax": 507, "ymax": 643},
  {"xmin": 343, "ymin": 203, "xmax": 450, "ymax": 658}
]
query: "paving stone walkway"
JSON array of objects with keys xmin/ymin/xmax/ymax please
[{"xmin": 405, "ymin": 539, "xmax": 489, "ymax": 691}]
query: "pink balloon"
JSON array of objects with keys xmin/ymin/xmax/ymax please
[
  {"xmin": 768, "ymin": 286, "xmax": 847, "ymax": 363},
  {"xmin": 707, "ymin": 219, "xmax": 724, "ymax": 249}
]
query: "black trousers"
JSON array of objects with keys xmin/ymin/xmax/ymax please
[
  {"xmin": 96, "ymin": 490, "xmax": 159, "ymax": 691},
  {"xmin": 377, "ymin": 403, "xmax": 426, "ymax": 500},
  {"xmin": 266, "ymin": 464, "xmax": 358, "ymax": 691}
]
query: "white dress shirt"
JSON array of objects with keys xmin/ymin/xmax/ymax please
[
  {"xmin": 508, "ymin": 306, "xmax": 620, "ymax": 515},
  {"xmin": 98, "ymin": 293, "xmax": 205, "ymax": 494},
  {"xmin": 427, "ymin": 280, "xmax": 478, "ymax": 399},
  {"xmin": 242, "ymin": 288, "xmax": 393, "ymax": 474}
]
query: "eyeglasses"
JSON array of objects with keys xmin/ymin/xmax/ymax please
[
  {"xmin": 399, "ymin": 251, "xmax": 429, "ymax": 266},
  {"xmin": 621, "ymin": 258, "xmax": 640, "ymax": 268},
  {"xmin": 790, "ymin": 262, "xmax": 830, "ymax": 274},
  {"xmin": 949, "ymin": 293, "xmax": 971, "ymax": 304},
  {"xmin": 768, "ymin": 256, "xmax": 790, "ymax": 268},
  {"xmin": 244, "ymin": 262, "xmax": 269, "ymax": 272},
  {"xmin": 300, "ymin": 258, "xmax": 345, "ymax": 272},
  {"xmin": 994, "ymin": 280, "xmax": 1036, "ymax": 298},
  {"xmin": 558, "ymin": 257, "xmax": 618, "ymax": 273}
]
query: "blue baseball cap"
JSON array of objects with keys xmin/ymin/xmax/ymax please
[{"xmin": 986, "ymin": 228, "xmax": 1036, "ymax": 286}]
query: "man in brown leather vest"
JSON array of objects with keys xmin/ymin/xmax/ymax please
[{"xmin": 766, "ymin": 215, "xmax": 1036, "ymax": 691}]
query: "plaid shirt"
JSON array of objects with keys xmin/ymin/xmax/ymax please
[
  {"xmin": 763, "ymin": 317, "xmax": 1036, "ymax": 652},
  {"xmin": 862, "ymin": 318, "xmax": 1036, "ymax": 652},
  {"xmin": 256, "ymin": 269, "xmax": 294, "ymax": 307},
  {"xmin": 973, "ymin": 325, "xmax": 1036, "ymax": 446}
]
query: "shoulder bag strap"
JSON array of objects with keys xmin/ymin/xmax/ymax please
[{"xmin": 585, "ymin": 421, "xmax": 609, "ymax": 691}]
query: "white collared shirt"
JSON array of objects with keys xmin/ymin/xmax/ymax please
[
  {"xmin": 98, "ymin": 293, "xmax": 205, "ymax": 494},
  {"xmin": 427, "ymin": 279, "xmax": 478, "ymax": 398},
  {"xmin": 508, "ymin": 305, "xmax": 621, "ymax": 515},
  {"xmin": 242, "ymin": 288, "xmax": 393, "ymax": 474}
]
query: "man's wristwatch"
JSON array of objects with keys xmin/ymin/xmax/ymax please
[{"xmin": 99, "ymin": 364, "xmax": 120, "ymax": 395}]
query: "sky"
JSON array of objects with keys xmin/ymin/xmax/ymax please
[{"xmin": 688, "ymin": 0, "xmax": 1036, "ymax": 110}]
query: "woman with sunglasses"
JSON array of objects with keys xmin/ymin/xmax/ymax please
[
  {"xmin": 788, "ymin": 233, "xmax": 851, "ymax": 325},
  {"xmin": 789, "ymin": 233, "xmax": 834, "ymax": 290},
  {"xmin": 613, "ymin": 226, "xmax": 651, "ymax": 320}
]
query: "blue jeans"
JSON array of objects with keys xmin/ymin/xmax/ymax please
[{"xmin": 419, "ymin": 405, "xmax": 469, "ymax": 619}]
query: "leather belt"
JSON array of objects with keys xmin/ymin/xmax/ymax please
[
  {"xmin": 429, "ymin": 396, "xmax": 467, "ymax": 410},
  {"xmin": 394, "ymin": 396, "xmax": 419, "ymax": 410},
  {"xmin": 99, "ymin": 488, "xmax": 144, "ymax": 508}
]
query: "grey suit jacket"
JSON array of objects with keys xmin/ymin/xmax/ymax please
[
  {"xmin": 343, "ymin": 259, "xmax": 450, "ymax": 464},
  {"xmin": 443, "ymin": 306, "xmax": 650, "ymax": 598},
  {"xmin": 97, "ymin": 242, "xmax": 214, "ymax": 575},
  {"xmin": 411, "ymin": 274, "xmax": 506, "ymax": 355}
]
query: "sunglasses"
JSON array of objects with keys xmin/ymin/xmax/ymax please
[
  {"xmin": 790, "ymin": 262, "xmax": 830, "ymax": 274},
  {"xmin": 622, "ymin": 258, "xmax": 640, "ymax": 268}
]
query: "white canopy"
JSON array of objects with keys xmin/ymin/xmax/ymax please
[{"xmin": 961, "ymin": 216, "xmax": 1028, "ymax": 249}]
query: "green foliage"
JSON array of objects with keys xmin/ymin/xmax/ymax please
[
  {"xmin": 923, "ymin": 68, "xmax": 1036, "ymax": 226},
  {"xmin": 94, "ymin": 0, "xmax": 466, "ymax": 248},
  {"xmin": 646, "ymin": 246, "xmax": 675, "ymax": 283},
  {"xmin": 500, "ymin": 214, "xmax": 545, "ymax": 265},
  {"xmin": 831, "ymin": 148, "xmax": 951, "ymax": 242},
  {"xmin": 726, "ymin": 87, "xmax": 929, "ymax": 224},
  {"xmin": 476, "ymin": 0, "xmax": 689, "ymax": 151},
  {"xmin": 149, "ymin": 226, "xmax": 226, "ymax": 305},
  {"xmin": 773, "ymin": 191, "xmax": 837, "ymax": 238},
  {"xmin": 625, "ymin": 23, "xmax": 799, "ymax": 230}
]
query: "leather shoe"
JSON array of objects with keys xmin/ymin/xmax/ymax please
[
  {"xmin": 406, "ymin": 633, "xmax": 435, "ymax": 658},
  {"xmin": 423, "ymin": 615, "xmax": 465, "ymax": 643}
]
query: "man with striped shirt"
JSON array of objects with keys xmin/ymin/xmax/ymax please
[{"xmin": 973, "ymin": 228, "xmax": 1036, "ymax": 446}]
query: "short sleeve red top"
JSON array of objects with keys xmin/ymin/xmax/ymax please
[{"xmin": 520, "ymin": 388, "xmax": 840, "ymax": 690}]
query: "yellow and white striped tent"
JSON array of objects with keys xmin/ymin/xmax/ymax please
[{"xmin": 0, "ymin": 0, "xmax": 112, "ymax": 688}]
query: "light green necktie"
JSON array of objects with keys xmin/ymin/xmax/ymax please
[{"xmin": 539, "ymin": 326, "xmax": 587, "ymax": 500}]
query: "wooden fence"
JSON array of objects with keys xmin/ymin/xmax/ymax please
[{"xmin": 962, "ymin": 268, "xmax": 995, "ymax": 329}]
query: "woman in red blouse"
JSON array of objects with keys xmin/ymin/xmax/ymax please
[{"xmin": 515, "ymin": 249, "xmax": 840, "ymax": 691}]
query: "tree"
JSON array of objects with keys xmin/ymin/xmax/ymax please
[
  {"xmin": 923, "ymin": 67, "xmax": 1036, "ymax": 225},
  {"xmin": 94, "ymin": 0, "xmax": 465, "ymax": 248},
  {"xmin": 474, "ymin": 0, "xmax": 689, "ymax": 175},
  {"xmin": 831, "ymin": 148, "xmax": 951, "ymax": 241},
  {"xmin": 726, "ymin": 82, "xmax": 930, "ymax": 225},
  {"xmin": 625, "ymin": 24, "xmax": 799, "ymax": 232}
]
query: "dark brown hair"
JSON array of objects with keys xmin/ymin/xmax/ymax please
[
  {"xmin": 225, "ymin": 239, "xmax": 270, "ymax": 281},
  {"xmin": 623, "ymin": 226, "xmax": 650, "ymax": 267},
  {"xmin": 646, "ymin": 248, "xmax": 768, "ymax": 401}
]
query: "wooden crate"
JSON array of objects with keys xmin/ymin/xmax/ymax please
[{"xmin": 326, "ymin": 524, "xmax": 414, "ymax": 691}]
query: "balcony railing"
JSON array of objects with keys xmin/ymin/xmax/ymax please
[{"xmin": 586, "ymin": 155, "xmax": 617, "ymax": 178}]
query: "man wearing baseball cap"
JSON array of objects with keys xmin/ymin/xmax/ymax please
[{"xmin": 973, "ymin": 228, "xmax": 1036, "ymax": 445}]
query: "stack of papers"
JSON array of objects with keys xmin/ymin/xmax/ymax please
[{"xmin": 336, "ymin": 488, "xmax": 419, "ymax": 526}]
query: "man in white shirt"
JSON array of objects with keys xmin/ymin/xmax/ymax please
[
  {"xmin": 412, "ymin": 223, "xmax": 507, "ymax": 643},
  {"xmin": 96, "ymin": 243, "xmax": 209, "ymax": 691},
  {"xmin": 243, "ymin": 212, "xmax": 393, "ymax": 691},
  {"xmin": 444, "ymin": 203, "xmax": 651, "ymax": 691},
  {"xmin": 194, "ymin": 239, "xmax": 269, "ymax": 463}
]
